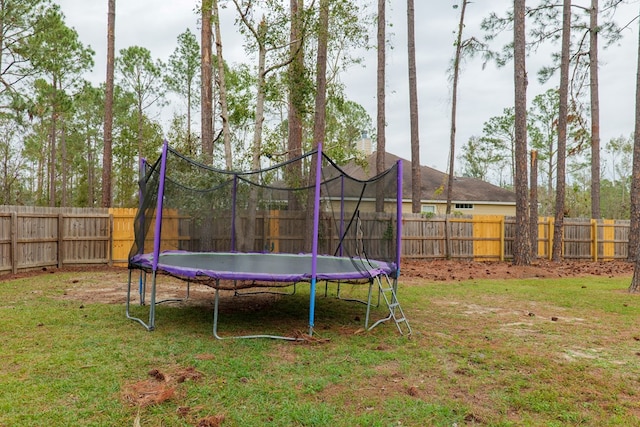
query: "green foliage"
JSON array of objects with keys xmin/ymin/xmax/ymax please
[
  {"xmin": 0, "ymin": 1, "xmax": 381, "ymax": 206},
  {"xmin": 114, "ymin": 46, "xmax": 165, "ymax": 204},
  {"xmin": 108, "ymin": 84, "xmax": 163, "ymax": 207},
  {"xmin": 64, "ymin": 82, "xmax": 105, "ymax": 206},
  {"xmin": 0, "ymin": 117, "xmax": 28, "ymax": 204},
  {"xmin": 320, "ymin": 95, "xmax": 373, "ymax": 164},
  {"xmin": 165, "ymin": 29, "xmax": 200, "ymax": 154},
  {"xmin": 116, "ymin": 46, "xmax": 165, "ymax": 113},
  {"xmin": 529, "ymin": 0, "xmax": 623, "ymax": 89},
  {"xmin": 461, "ymin": 88, "xmax": 600, "ymax": 217},
  {"xmin": 605, "ymin": 134, "xmax": 633, "ymax": 185},
  {"xmin": 458, "ymin": 107, "xmax": 521, "ymax": 187},
  {"xmin": 27, "ymin": 5, "xmax": 94, "ymax": 85},
  {"xmin": 601, "ymin": 178, "xmax": 630, "ymax": 219},
  {"xmin": 529, "ymin": 88, "xmax": 590, "ymax": 215},
  {"xmin": 165, "ymin": 29, "xmax": 200, "ymax": 103},
  {"xmin": 481, "ymin": 0, "xmax": 624, "ymax": 74},
  {"xmin": 20, "ymin": 5, "xmax": 95, "ymax": 206},
  {"xmin": 231, "ymin": 0, "xmax": 374, "ymax": 174},
  {"xmin": 0, "ymin": 0, "xmax": 51, "ymax": 117}
]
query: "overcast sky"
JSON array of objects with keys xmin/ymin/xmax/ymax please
[{"xmin": 56, "ymin": 0, "xmax": 639, "ymax": 174}]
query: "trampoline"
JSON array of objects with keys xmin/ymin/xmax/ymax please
[
  {"xmin": 126, "ymin": 141, "xmax": 411, "ymax": 340},
  {"xmin": 130, "ymin": 251, "xmax": 397, "ymax": 283}
]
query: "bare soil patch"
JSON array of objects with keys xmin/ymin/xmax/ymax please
[
  {"xmin": 401, "ymin": 258, "xmax": 634, "ymax": 282},
  {"xmin": 1, "ymin": 259, "xmax": 634, "ymax": 306}
]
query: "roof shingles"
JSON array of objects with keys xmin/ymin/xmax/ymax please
[{"xmin": 340, "ymin": 151, "xmax": 515, "ymax": 203}]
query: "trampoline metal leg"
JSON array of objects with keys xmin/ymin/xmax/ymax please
[
  {"xmin": 157, "ymin": 279, "xmax": 190, "ymax": 304},
  {"xmin": 212, "ymin": 284, "xmax": 302, "ymax": 341},
  {"xmin": 138, "ymin": 270, "xmax": 146, "ymax": 305},
  {"xmin": 365, "ymin": 279, "xmax": 374, "ymax": 329},
  {"xmin": 213, "ymin": 288, "xmax": 222, "ymax": 339},
  {"xmin": 126, "ymin": 269, "xmax": 155, "ymax": 331},
  {"xmin": 148, "ymin": 271, "xmax": 157, "ymax": 331}
]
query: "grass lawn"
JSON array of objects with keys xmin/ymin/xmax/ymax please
[{"xmin": 1, "ymin": 268, "xmax": 640, "ymax": 426}]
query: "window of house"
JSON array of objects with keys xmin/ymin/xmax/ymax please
[
  {"xmin": 421, "ymin": 205, "xmax": 436, "ymax": 214},
  {"xmin": 455, "ymin": 203, "xmax": 474, "ymax": 210}
]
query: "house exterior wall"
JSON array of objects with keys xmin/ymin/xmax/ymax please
[
  {"xmin": 325, "ymin": 199, "xmax": 516, "ymax": 217},
  {"xmin": 403, "ymin": 201, "xmax": 516, "ymax": 217}
]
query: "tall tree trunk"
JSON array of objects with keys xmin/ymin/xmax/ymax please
[
  {"xmin": 49, "ymin": 80, "xmax": 57, "ymax": 208},
  {"xmin": 375, "ymin": 0, "xmax": 386, "ymax": 213},
  {"xmin": 513, "ymin": 0, "xmax": 531, "ymax": 265},
  {"xmin": 530, "ymin": 150, "xmax": 538, "ymax": 258},
  {"xmin": 37, "ymin": 155, "xmax": 44, "ymax": 203},
  {"xmin": 87, "ymin": 134, "xmax": 94, "ymax": 207},
  {"xmin": 137, "ymin": 99, "xmax": 143, "ymax": 161},
  {"xmin": 201, "ymin": 0, "xmax": 214, "ymax": 164},
  {"xmin": 407, "ymin": 0, "xmax": 421, "ymax": 213},
  {"xmin": 629, "ymin": 2, "xmax": 640, "ymax": 264},
  {"xmin": 48, "ymin": 120, "xmax": 56, "ymax": 207},
  {"xmin": 590, "ymin": 0, "xmax": 601, "ymax": 219},
  {"xmin": 101, "ymin": 0, "xmax": 115, "ymax": 208},
  {"xmin": 213, "ymin": 0, "xmax": 232, "ymax": 169},
  {"xmin": 241, "ymin": 31, "xmax": 268, "ymax": 252},
  {"xmin": 187, "ymin": 83, "xmax": 192, "ymax": 155},
  {"xmin": 446, "ymin": 0, "xmax": 467, "ymax": 215},
  {"xmin": 547, "ymin": 139, "xmax": 553, "ymax": 197},
  {"xmin": 61, "ymin": 120, "xmax": 67, "ymax": 206},
  {"xmin": 552, "ymin": 0, "xmax": 571, "ymax": 262},
  {"xmin": 304, "ymin": 0, "xmax": 329, "ymax": 253},
  {"xmin": 287, "ymin": 0, "xmax": 304, "ymax": 209},
  {"xmin": 253, "ymin": 45, "xmax": 267, "ymax": 181},
  {"xmin": 313, "ymin": 0, "xmax": 329, "ymax": 148}
]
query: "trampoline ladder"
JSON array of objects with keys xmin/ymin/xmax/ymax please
[{"xmin": 367, "ymin": 275, "xmax": 412, "ymax": 336}]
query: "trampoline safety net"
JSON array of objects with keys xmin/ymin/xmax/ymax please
[{"xmin": 128, "ymin": 143, "xmax": 401, "ymax": 281}]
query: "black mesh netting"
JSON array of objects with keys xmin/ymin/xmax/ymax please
[{"xmin": 128, "ymin": 145, "xmax": 400, "ymax": 280}]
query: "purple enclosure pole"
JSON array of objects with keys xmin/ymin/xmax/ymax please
[
  {"xmin": 231, "ymin": 174, "xmax": 238, "ymax": 251},
  {"xmin": 138, "ymin": 157, "xmax": 146, "ymax": 255},
  {"xmin": 138, "ymin": 157, "xmax": 146, "ymax": 297},
  {"xmin": 339, "ymin": 175, "xmax": 344, "ymax": 257},
  {"xmin": 309, "ymin": 144, "xmax": 323, "ymax": 334},
  {"xmin": 395, "ymin": 160, "xmax": 403, "ymax": 275},
  {"xmin": 152, "ymin": 140, "xmax": 169, "ymax": 271}
]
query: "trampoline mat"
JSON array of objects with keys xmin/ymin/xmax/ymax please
[{"xmin": 129, "ymin": 251, "xmax": 396, "ymax": 284}]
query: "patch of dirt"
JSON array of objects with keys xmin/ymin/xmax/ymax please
[
  {"xmin": 401, "ymin": 259, "xmax": 634, "ymax": 282},
  {"xmin": 1, "ymin": 259, "xmax": 634, "ymax": 306},
  {"xmin": 34, "ymin": 267, "xmax": 283, "ymax": 310},
  {"xmin": 122, "ymin": 365, "xmax": 204, "ymax": 408}
]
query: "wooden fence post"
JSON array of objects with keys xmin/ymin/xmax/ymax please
[
  {"xmin": 591, "ymin": 219, "xmax": 598, "ymax": 262},
  {"xmin": 58, "ymin": 213, "xmax": 64, "ymax": 268},
  {"xmin": 500, "ymin": 216, "xmax": 505, "ymax": 261},
  {"xmin": 444, "ymin": 215, "xmax": 451, "ymax": 259},
  {"xmin": 10, "ymin": 212, "xmax": 17, "ymax": 274},
  {"xmin": 109, "ymin": 213, "xmax": 114, "ymax": 266},
  {"xmin": 547, "ymin": 217, "xmax": 554, "ymax": 260}
]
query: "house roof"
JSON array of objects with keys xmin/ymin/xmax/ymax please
[{"xmin": 339, "ymin": 151, "xmax": 516, "ymax": 204}]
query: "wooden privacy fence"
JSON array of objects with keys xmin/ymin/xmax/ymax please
[
  {"xmin": 0, "ymin": 206, "xmax": 633, "ymax": 274},
  {"xmin": 111, "ymin": 208, "xmax": 190, "ymax": 265},
  {"xmin": 0, "ymin": 206, "xmax": 111, "ymax": 274},
  {"xmin": 401, "ymin": 214, "xmax": 630, "ymax": 261},
  {"xmin": 95, "ymin": 210, "xmax": 639, "ymax": 263}
]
